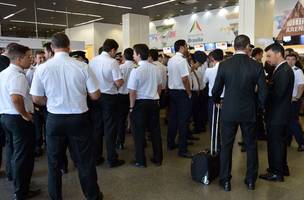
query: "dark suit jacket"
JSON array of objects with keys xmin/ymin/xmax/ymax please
[
  {"xmin": 265, "ymin": 62, "xmax": 294, "ymax": 125},
  {"xmin": 212, "ymin": 54, "xmax": 267, "ymax": 122}
]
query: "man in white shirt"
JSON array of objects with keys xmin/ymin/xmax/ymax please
[
  {"xmin": 30, "ymin": 33, "xmax": 102, "ymax": 199},
  {"xmin": 204, "ymin": 49, "xmax": 224, "ymax": 135},
  {"xmin": 167, "ymin": 39, "xmax": 193, "ymax": 158},
  {"xmin": 190, "ymin": 51, "xmax": 208, "ymax": 135},
  {"xmin": 286, "ymin": 53, "xmax": 304, "ymax": 151},
  {"xmin": 0, "ymin": 43, "xmax": 40, "ymax": 199},
  {"xmin": 26, "ymin": 50, "xmax": 46, "ymax": 158},
  {"xmin": 128, "ymin": 44, "xmax": 163, "ymax": 168},
  {"xmin": 116, "ymin": 48, "xmax": 135, "ymax": 150},
  {"xmin": 90, "ymin": 39, "xmax": 125, "ymax": 168},
  {"xmin": 149, "ymin": 49, "xmax": 168, "ymax": 109}
]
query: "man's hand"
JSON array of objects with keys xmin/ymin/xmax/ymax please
[{"xmin": 22, "ymin": 112, "xmax": 33, "ymax": 122}]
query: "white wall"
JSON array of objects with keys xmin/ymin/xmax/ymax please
[
  {"xmin": 93, "ymin": 22, "xmax": 123, "ymax": 55},
  {"xmin": 65, "ymin": 23, "xmax": 94, "ymax": 46}
]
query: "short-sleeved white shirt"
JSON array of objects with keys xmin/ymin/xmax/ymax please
[
  {"xmin": 118, "ymin": 60, "xmax": 136, "ymax": 94},
  {"xmin": 30, "ymin": 52, "xmax": 99, "ymax": 114},
  {"xmin": 292, "ymin": 66, "xmax": 304, "ymax": 97},
  {"xmin": 90, "ymin": 51, "xmax": 122, "ymax": 94},
  {"xmin": 167, "ymin": 52, "xmax": 190, "ymax": 90},
  {"xmin": 204, "ymin": 62, "xmax": 224, "ymax": 97},
  {"xmin": 127, "ymin": 60, "xmax": 162, "ymax": 100},
  {"xmin": 153, "ymin": 61, "xmax": 167, "ymax": 90},
  {"xmin": 0, "ymin": 64, "xmax": 34, "ymax": 114}
]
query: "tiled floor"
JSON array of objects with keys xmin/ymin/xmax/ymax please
[{"xmin": 1, "ymin": 115, "xmax": 304, "ymax": 200}]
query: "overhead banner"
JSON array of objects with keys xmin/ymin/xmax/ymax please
[
  {"xmin": 274, "ymin": 0, "xmax": 304, "ymax": 40},
  {"xmin": 149, "ymin": 6, "xmax": 239, "ymax": 49}
]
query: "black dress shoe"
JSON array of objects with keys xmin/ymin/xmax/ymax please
[
  {"xmin": 178, "ymin": 151, "xmax": 193, "ymax": 158},
  {"xmin": 188, "ymin": 136, "xmax": 200, "ymax": 141},
  {"xmin": 24, "ymin": 189, "xmax": 41, "ymax": 199},
  {"xmin": 298, "ymin": 145, "xmax": 304, "ymax": 152},
  {"xmin": 150, "ymin": 158, "xmax": 162, "ymax": 166},
  {"xmin": 116, "ymin": 143, "xmax": 125, "ymax": 150},
  {"xmin": 267, "ymin": 167, "xmax": 290, "ymax": 176},
  {"xmin": 108, "ymin": 159, "xmax": 125, "ymax": 168},
  {"xmin": 259, "ymin": 172, "xmax": 284, "ymax": 182},
  {"xmin": 219, "ymin": 181, "xmax": 231, "ymax": 191},
  {"xmin": 167, "ymin": 144, "xmax": 178, "ymax": 151},
  {"xmin": 130, "ymin": 161, "xmax": 146, "ymax": 168},
  {"xmin": 60, "ymin": 168, "xmax": 68, "ymax": 175},
  {"xmin": 244, "ymin": 180, "xmax": 255, "ymax": 190}
]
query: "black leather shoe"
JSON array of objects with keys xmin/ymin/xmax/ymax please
[
  {"xmin": 60, "ymin": 168, "xmax": 68, "ymax": 175},
  {"xmin": 219, "ymin": 181, "xmax": 231, "ymax": 191},
  {"xmin": 130, "ymin": 161, "xmax": 146, "ymax": 168},
  {"xmin": 244, "ymin": 180, "xmax": 255, "ymax": 190},
  {"xmin": 109, "ymin": 160, "xmax": 125, "ymax": 168},
  {"xmin": 24, "ymin": 189, "xmax": 41, "ymax": 199},
  {"xmin": 188, "ymin": 136, "xmax": 200, "ymax": 141},
  {"xmin": 167, "ymin": 144, "xmax": 178, "ymax": 151},
  {"xmin": 267, "ymin": 167, "xmax": 290, "ymax": 176},
  {"xmin": 178, "ymin": 151, "xmax": 193, "ymax": 158},
  {"xmin": 259, "ymin": 172, "xmax": 284, "ymax": 182},
  {"xmin": 298, "ymin": 145, "xmax": 304, "ymax": 152},
  {"xmin": 116, "ymin": 143, "xmax": 125, "ymax": 150},
  {"xmin": 150, "ymin": 158, "xmax": 162, "ymax": 166}
]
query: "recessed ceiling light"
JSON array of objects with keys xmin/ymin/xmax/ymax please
[
  {"xmin": 143, "ymin": 0, "xmax": 176, "ymax": 9},
  {"xmin": 208, "ymin": 3, "xmax": 212, "ymax": 6},
  {"xmin": 76, "ymin": 0, "xmax": 132, "ymax": 10},
  {"xmin": 74, "ymin": 17, "xmax": 104, "ymax": 26},
  {"xmin": 3, "ymin": 8, "xmax": 27, "ymax": 20},
  {"xmin": 174, "ymin": 3, "xmax": 179, "ymax": 5},
  {"xmin": 9, "ymin": 28, "xmax": 12, "ymax": 30},
  {"xmin": 157, "ymin": 14, "xmax": 160, "ymax": 17},
  {"xmin": 180, "ymin": 9, "xmax": 184, "ymax": 12},
  {"xmin": 0, "ymin": 2, "xmax": 17, "ymax": 7},
  {"xmin": 193, "ymin": 6, "xmax": 197, "ymax": 9}
]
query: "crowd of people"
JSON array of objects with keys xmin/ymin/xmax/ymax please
[{"xmin": 0, "ymin": 32, "xmax": 303, "ymax": 199}]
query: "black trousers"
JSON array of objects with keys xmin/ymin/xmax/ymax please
[
  {"xmin": 266, "ymin": 124, "xmax": 288, "ymax": 176},
  {"xmin": 220, "ymin": 121, "xmax": 258, "ymax": 183},
  {"xmin": 99, "ymin": 93, "xmax": 119, "ymax": 163},
  {"xmin": 167, "ymin": 90, "xmax": 192, "ymax": 153},
  {"xmin": 191, "ymin": 91, "xmax": 202, "ymax": 132},
  {"xmin": 46, "ymin": 112, "xmax": 100, "ymax": 200},
  {"xmin": 33, "ymin": 105, "xmax": 46, "ymax": 152},
  {"xmin": 130, "ymin": 100, "xmax": 163, "ymax": 164},
  {"xmin": 0, "ymin": 115, "xmax": 4, "ymax": 170},
  {"xmin": 199, "ymin": 88, "xmax": 208, "ymax": 130},
  {"xmin": 88, "ymin": 98, "xmax": 104, "ymax": 163},
  {"xmin": 117, "ymin": 94, "xmax": 130, "ymax": 146},
  {"xmin": 1, "ymin": 114, "xmax": 35, "ymax": 198}
]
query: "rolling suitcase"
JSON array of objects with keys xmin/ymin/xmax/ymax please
[{"xmin": 191, "ymin": 104, "xmax": 220, "ymax": 185}]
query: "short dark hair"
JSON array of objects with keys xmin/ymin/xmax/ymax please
[
  {"xmin": 7, "ymin": 43, "xmax": 30, "ymax": 61},
  {"xmin": 285, "ymin": 48, "xmax": 294, "ymax": 53},
  {"xmin": 265, "ymin": 43, "xmax": 285, "ymax": 57},
  {"xmin": 149, "ymin": 49, "xmax": 159, "ymax": 61},
  {"xmin": 133, "ymin": 44, "xmax": 149, "ymax": 60},
  {"xmin": 174, "ymin": 39, "xmax": 186, "ymax": 52},
  {"xmin": 102, "ymin": 39, "xmax": 119, "ymax": 52},
  {"xmin": 98, "ymin": 46, "xmax": 103, "ymax": 55},
  {"xmin": 35, "ymin": 50, "xmax": 45, "ymax": 57},
  {"xmin": 43, "ymin": 42, "xmax": 54, "ymax": 54},
  {"xmin": 51, "ymin": 32, "xmax": 70, "ymax": 49},
  {"xmin": 123, "ymin": 48, "xmax": 134, "ymax": 61},
  {"xmin": 251, "ymin": 47, "xmax": 263, "ymax": 57},
  {"xmin": 285, "ymin": 52, "xmax": 298, "ymax": 59},
  {"xmin": 209, "ymin": 49, "xmax": 224, "ymax": 62},
  {"xmin": 234, "ymin": 35, "xmax": 250, "ymax": 50}
]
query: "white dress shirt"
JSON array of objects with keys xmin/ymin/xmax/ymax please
[
  {"xmin": 167, "ymin": 52, "xmax": 190, "ymax": 90},
  {"xmin": 292, "ymin": 66, "xmax": 304, "ymax": 97},
  {"xmin": 118, "ymin": 60, "xmax": 135, "ymax": 94},
  {"xmin": 30, "ymin": 52, "xmax": 99, "ymax": 114},
  {"xmin": 0, "ymin": 64, "xmax": 34, "ymax": 114},
  {"xmin": 90, "ymin": 51, "xmax": 123, "ymax": 94},
  {"xmin": 204, "ymin": 62, "xmax": 225, "ymax": 97},
  {"xmin": 26, "ymin": 65, "xmax": 37, "ymax": 86},
  {"xmin": 153, "ymin": 61, "xmax": 167, "ymax": 90},
  {"xmin": 127, "ymin": 60, "xmax": 162, "ymax": 100}
]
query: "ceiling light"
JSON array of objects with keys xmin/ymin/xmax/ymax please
[
  {"xmin": 76, "ymin": 0, "xmax": 132, "ymax": 9},
  {"xmin": 208, "ymin": 4, "xmax": 212, "ymax": 6},
  {"xmin": 143, "ymin": 0, "xmax": 176, "ymax": 9},
  {"xmin": 180, "ymin": 9, "xmax": 184, "ymax": 12},
  {"xmin": 3, "ymin": 8, "xmax": 26, "ymax": 20},
  {"xmin": 10, "ymin": 20, "xmax": 67, "ymax": 27},
  {"xmin": 193, "ymin": 6, "xmax": 197, "ymax": 9},
  {"xmin": 74, "ymin": 17, "xmax": 104, "ymax": 26},
  {"xmin": 0, "ymin": 2, "xmax": 16, "ymax": 7},
  {"xmin": 37, "ymin": 7, "xmax": 101, "ymax": 18}
]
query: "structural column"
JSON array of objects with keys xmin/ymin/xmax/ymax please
[{"xmin": 122, "ymin": 13, "xmax": 150, "ymax": 49}]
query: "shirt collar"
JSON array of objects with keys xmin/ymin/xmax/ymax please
[
  {"xmin": 235, "ymin": 51, "xmax": 247, "ymax": 55},
  {"xmin": 214, "ymin": 62, "xmax": 220, "ymax": 68},
  {"xmin": 176, "ymin": 52, "xmax": 184, "ymax": 57},
  {"xmin": 274, "ymin": 61, "xmax": 286, "ymax": 72},
  {"xmin": 138, "ymin": 60, "xmax": 149, "ymax": 66},
  {"xmin": 101, "ymin": 51, "xmax": 111, "ymax": 57},
  {"xmin": 9, "ymin": 63, "xmax": 25, "ymax": 74},
  {"xmin": 54, "ymin": 51, "xmax": 69, "ymax": 58}
]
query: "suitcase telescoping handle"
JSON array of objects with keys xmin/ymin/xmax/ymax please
[{"xmin": 210, "ymin": 104, "xmax": 220, "ymax": 156}]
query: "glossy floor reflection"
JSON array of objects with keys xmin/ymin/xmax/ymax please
[{"xmin": 1, "ymin": 114, "xmax": 304, "ymax": 200}]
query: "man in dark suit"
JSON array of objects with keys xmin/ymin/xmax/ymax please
[
  {"xmin": 259, "ymin": 43, "xmax": 294, "ymax": 182},
  {"xmin": 212, "ymin": 35, "xmax": 267, "ymax": 191}
]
